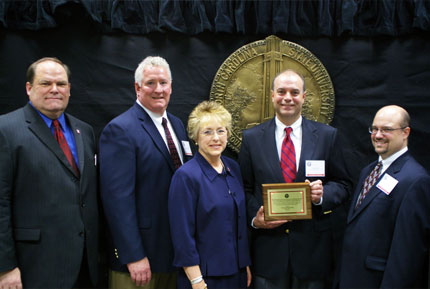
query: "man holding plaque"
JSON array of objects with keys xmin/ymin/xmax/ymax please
[
  {"xmin": 238, "ymin": 69, "xmax": 352, "ymax": 289},
  {"xmin": 338, "ymin": 105, "xmax": 430, "ymax": 288}
]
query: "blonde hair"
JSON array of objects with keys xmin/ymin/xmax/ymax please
[{"xmin": 187, "ymin": 101, "xmax": 232, "ymax": 142}]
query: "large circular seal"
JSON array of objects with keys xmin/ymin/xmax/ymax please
[{"xmin": 210, "ymin": 35, "xmax": 335, "ymax": 153}]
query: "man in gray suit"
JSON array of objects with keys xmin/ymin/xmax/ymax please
[{"xmin": 0, "ymin": 57, "xmax": 100, "ymax": 288}]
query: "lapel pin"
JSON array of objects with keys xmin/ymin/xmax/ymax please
[{"xmin": 76, "ymin": 129, "xmax": 80, "ymax": 134}]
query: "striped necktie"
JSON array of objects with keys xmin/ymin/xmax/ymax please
[{"xmin": 281, "ymin": 127, "xmax": 296, "ymax": 183}]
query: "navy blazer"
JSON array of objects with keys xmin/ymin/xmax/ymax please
[
  {"xmin": 99, "ymin": 102, "xmax": 191, "ymax": 273},
  {"xmin": 0, "ymin": 104, "xmax": 100, "ymax": 288},
  {"xmin": 339, "ymin": 152, "xmax": 429, "ymax": 288},
  {"xmin": 238, "ymin": 117, "xmax": 351, "ymax": 280},
  {"xmin": 381, "ymin": 175, "xmax": 430, "ymax": 288},
  {"xmin": 168, "ymin": 152, "xmax": 251, "ymax": 276}
]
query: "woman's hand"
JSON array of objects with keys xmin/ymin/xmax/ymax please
[{"xmin": 246, "ymin": 266, "xmax": 252, "ymax": 287}]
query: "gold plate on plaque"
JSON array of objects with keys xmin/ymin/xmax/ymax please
[
  {"xmin": 262, "ymin": 183, "xmax": 312, "ymax": 221},
  {"xmin": 210, "ymin": 35, "xmax": 335, "ymax": 153}
]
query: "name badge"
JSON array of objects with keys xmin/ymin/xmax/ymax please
[
  {"xmin": 181, "ymin": 141, "xmax": 193, "ymax": 156},
  {"xmin": 305, "ymin": 160, "xmax": 325, "ymax": 177},
  {"xmin": 376, "ymin": 174, "xmax": 398, "ymax": 195}
]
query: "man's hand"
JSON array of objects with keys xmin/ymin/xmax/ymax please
[
  {"xmin": 253, "ymin": 206, "xmax": 288, "ymax": 229},
  {"xmin": 308, "ymin": 179, "xmax": 323, "ymax": 204},
  {"xmin": 0, "ymin": 267, "xmax": 22, "ymax": 289},
  {"xmin": 127, "ymin": 257, "xmax": 151, "ymax": 287}
]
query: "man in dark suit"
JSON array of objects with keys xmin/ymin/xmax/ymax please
[
  {"xmin": 99, "ymin": 56, "xmax": 192, "ymax": 289},
  {"xmin": 339, "ymin": 105, "xmax": 429, "ymax": 288},
  {"xmin": 238, "ymin": 69, "xmax": 351, "ymax": 289},
  {"xmin": 0, "ymin": 57, "xmax": 100, "ymax": 288}
]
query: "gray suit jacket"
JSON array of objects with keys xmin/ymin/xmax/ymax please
[{"xmin": 0, "ymin": 103, "xmax": 100, "ymax": 288}]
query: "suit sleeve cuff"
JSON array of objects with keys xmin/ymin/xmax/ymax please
[
  {"xmin": 251, "ymin": 217, "xmax": 259, "ymax": 229},
  {"xmin": 312, "ymin": 196, "xmax": 323, "ymax": 206}
]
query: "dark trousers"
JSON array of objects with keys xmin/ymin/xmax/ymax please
[{"xmin": 253, "ymin": 274, "xmax": 325, "ymax": 289}]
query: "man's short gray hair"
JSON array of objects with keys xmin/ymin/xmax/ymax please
[{"xmin": 134, "ymin": 56, "xmax": 172, "ymax": 86}]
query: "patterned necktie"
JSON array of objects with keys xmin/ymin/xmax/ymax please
[
  {"xmin": 52, "ymin": 119, "xmax": 80, "ymax": 177},
  {"xmin": 355, "ymin": 161, "xmax": 383, "ymax": 208},
  {"xmin": 281, "ymin": 127, "xmax": 296, "ymax": 183},
  {"xmin": 162, "ymin": 117, "xmax": 182, "ymax": 170}
]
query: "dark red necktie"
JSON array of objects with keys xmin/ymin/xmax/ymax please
[
  {"xmin": 52, "ymin": 119, "xmax": 80, "ymax": 177},
  {"xmin": 355, "ymin": 161, "xmax": 382, "ymax": 208},
  {"xmin": 162, "ymin": 117, "xmax": 182, "ymax": 170},
  {"xmin": 281, "ymin": 127, "xmax": 296, "ymax": 183}
]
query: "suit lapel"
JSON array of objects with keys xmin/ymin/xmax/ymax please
[
  {"xmin": 297, "ymin": 118, "xmax": 317, "ymax": 181},
  {"xmin": 167, "ymin": 112, "xmax": 189, "ymax": 161},
  {"xmin": 263, "ymin": 118, "xmax": 284, "ymax": 182},
  {"xmin": 68, "ymin": 115, "xmax": 84, "ymax": 178},
  {"xmin": 24, "ymin": 104, "xmax": 78, "ymax": 177},
  {"xmin": 134, "ymin": 104, "xmax": 176, "ymax": 171},
  {"xmin": 348, "ymin": 153, "xmax": 410, "ymax": 221},
  {"xmin": 348, "ymin": 161, "xmax": 377, "ymax": 221}
]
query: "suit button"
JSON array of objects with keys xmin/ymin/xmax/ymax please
[
  {"xmin": 114, "ymin": 248, "xmax": 119, "ymax": 259},
  {"xmin": 81, "ymin": 203, "xmax": 86, "ymax": 208},
  {"xmin": 285, "ymin": 229, "xmax": 289, "ymax": 234},
  {"xmin": 79, "ymin": 231, "xmax": 84, "ymax": 237}
]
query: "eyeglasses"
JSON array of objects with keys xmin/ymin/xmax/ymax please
[
  {"xmin": 200, "ymin": 129, "xmax": 227, "ymax": 137},
  {"xmin": 368, "ymin": 126, "xmax": 407, "ymax": 135}
]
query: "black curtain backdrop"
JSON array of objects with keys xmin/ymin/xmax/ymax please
[
  {"xmin": 1, "ymin": 0, "xmax": 430, "ymax": 183},
  {"xmin": 1, "ymin": 0, "xmax": 430, "ymax": 36}
]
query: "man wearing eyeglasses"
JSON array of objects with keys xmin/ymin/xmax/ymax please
[{"xmin": 338, "ymin": 105, "xmax": 430, "ymax": 288}]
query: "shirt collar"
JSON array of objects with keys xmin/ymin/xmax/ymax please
[
  {"xmin": 29, "ymin": 101, "xmax": 67, "ymax": 129},
  {"xmin": 379, "ymin": 146, "xmax": 408, "ymax": 169},
  {"xmin": 136, "ymin": 99, "xmax": 167, "ymax": 125},
  {"xmin": 275, "ymin": 115, "xmax": 302, "ymax": 135}
]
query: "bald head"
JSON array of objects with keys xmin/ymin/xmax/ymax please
[
  {"xmin": 272, "ymin": 69, "xmax": 306, "ymax": 92},
  {"xmin": 375, "ymin": 105, "xmax": 410, "ymax": 128}
]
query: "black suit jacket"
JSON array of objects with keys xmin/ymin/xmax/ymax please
[
  {"xmin": 238, "ymin": 117, "xmax": 351, "ymax": 280},
  {"xmin": 0, "ymin": 104, "xmax": 100, "ymax": 288}
]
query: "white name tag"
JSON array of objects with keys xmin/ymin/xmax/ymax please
[
  {"xmin": 181, "ymin": 141, "xmax": 193, "ymax": 156},
  {"xmin": 305, "ymin": 160, "xmax": 325, "ymax": 177},
  {"xmin": 376, "ymin": 174, "xmax": 398, "ymax": 195}
]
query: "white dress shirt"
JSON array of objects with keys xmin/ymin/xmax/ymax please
[
  {"xmin": 275, "ymin": 115, "xmax": 302, "ymax": 172},
  {"xmin": 136, "ymin": 99, "xmax": 184, "ymax": 163},
  {"xmin": 379, "ymin": 146, "xmax": 408, "ymax": 174}
]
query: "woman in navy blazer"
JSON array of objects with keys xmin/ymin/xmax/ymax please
[{"xmin": 168, "ymin": 101, "xmax": 251, "ymax": 289}]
